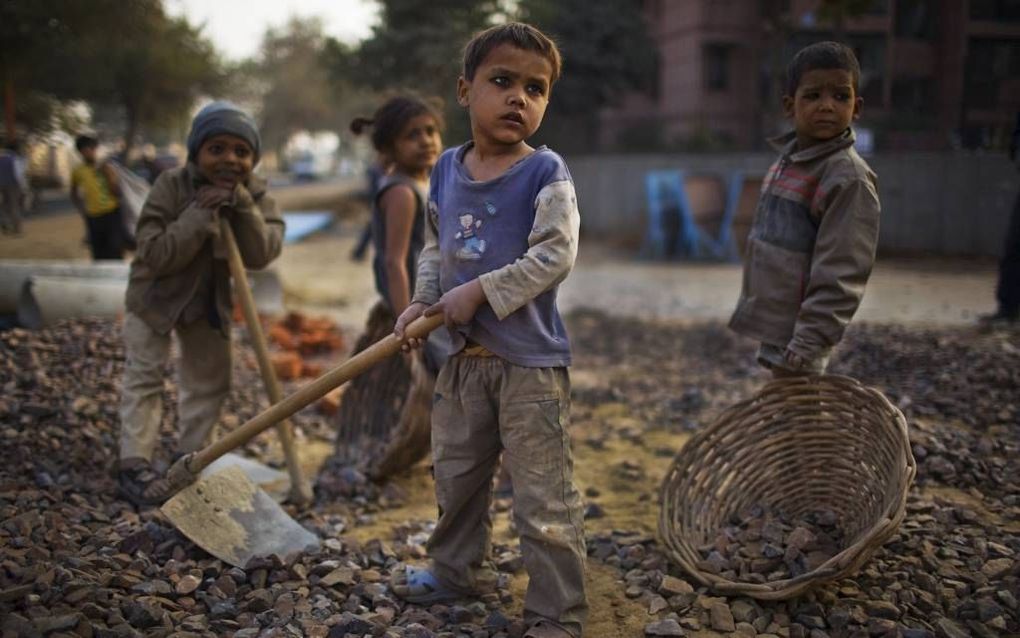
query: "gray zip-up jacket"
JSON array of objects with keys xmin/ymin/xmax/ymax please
[
  {"xmin": 125, "ymin": 164, "xmax": 284, "ymax": 336},
  {"xmin": 729, "ymin": 129, "xmax": 880, "ymax": 362}
]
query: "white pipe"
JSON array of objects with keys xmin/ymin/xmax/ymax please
[
  {"xmin": 0, "ymin": 260, "xmax": 128, "ymax": 314},
  {"xmin": 18, "ymin": 275, "xmax": 128, "ymax": 329},
  {"xmin": 11, "ymin": 268, "xmax": 285, "ymax": 328}
]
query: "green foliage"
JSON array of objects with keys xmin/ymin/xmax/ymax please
[
  {"xmin": 76, "ymin": 4, "xmax": 221, "ymax": 154},
  {"xmin": 326, "ymin": 0, "xmax": 507, "ymax": 143},
  {"xmin": 0, "ymin": 1, "xmax": 108, "ymax": 137},
  {"xmin": 324, "ymin": 0, "xmax": 658, "ymax": 151},
  {"xmin": 246, "ymin": 17, "xmax": 342, "ymax": 156},
  {"xmin": 1, "ymin": 0, "xmax": 220, "ymax": 151},
  {"xmin": 352, "ymin": 0, "xmax": 503, "ymax": 98},
  {"xmin": 517, "ymin": 0, "xmax": 658, "ymax": 153},
  {"xmin": 517, "ymin": 0, "xmax": 656, "ymax": 114}
]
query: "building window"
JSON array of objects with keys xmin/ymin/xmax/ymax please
[
  {"xmin": 964, "ymin": 38, "xmax": 1020, "ymax": 109},
  {"xmin": 759, "ymin": 0, "xmax": 791, "ymax": 18},
  {"xmin": 865, "ymin": 0, "xmax": 890, "ymax": 15},
  {"xmin": 970, "ymin": 0, "xmax": 1020, "ymax": 21},
  {"xmin": 703, "ymin": 44, "xmax": 732, "ymax": 91},
  {"xmin": 894, "ymin": 0, "xmax": 937, "ymax": 39},
  {"xmin": 891, "ymin": 76, "xmax": 935, "ymax": 127}
]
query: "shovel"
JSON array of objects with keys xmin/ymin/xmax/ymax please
[
  {"xmin": 161, "ymin": 310, "xmax": 445, "ymax": 567},
  {"xmin": 218, "ymin": 218, "xmax": 313, "ymax": 506}
]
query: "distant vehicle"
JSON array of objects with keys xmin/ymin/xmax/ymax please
[{"xmin": 290, "ymin": 151, "xmax": 334, "ymax": 181}]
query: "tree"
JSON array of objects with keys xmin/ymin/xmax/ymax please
[
  {"xmin": 76, "ymin": 4, "xmax": 221, "ymax": 158},
  {"xmin": 340, "ymin": 0, "xmax": 506, "ymax": 141},
  {"xmin": 248, "ymin": 17, "xmax": 344, "ymax": 163},
  {"xmin": 0, "ymin": 1, "xmax": 107, "ymax": 140},
  {"xmin": 1, "ymin": 1, "xmax": 220, "ymax": 155},
  {"xmin": 353, "ymin": 0, "xmax": 502, "ymax": 98},
  {"xmin": 2, "ymin": 1, "xmax": 220, "ymax": 153},
  {"xmin": 516, "ymin": 0, "xmax": 658, "ymax": 152}
]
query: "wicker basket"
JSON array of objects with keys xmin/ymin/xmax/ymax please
[{"xmin": 659, "ymin": 375, "xmax": 915, "ymax": 600}]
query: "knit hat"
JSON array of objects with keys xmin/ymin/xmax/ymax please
[{"xmin": 186, "ymin": 101, "xmax": 261, "ymax": 163}]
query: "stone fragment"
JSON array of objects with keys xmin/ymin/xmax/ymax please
[
  {"xmin": 710, "ymin": 602, "xmax": 736, "ymax": 632},
  {"xmin": 731, "ymin": 599, "xmax": 757, "ymax": 624},
  {"xmin": 865, "ymin": 600, "xmax": 900, "ymax": 620},
  {"xmin": 658, "ymin": 575, "xmax": 694, "ymax": 597},
  {"xmin": 934, "ymin": 617, "xmax": 969, "ymax": 638},
  {"xmin": 175, "ymin": 574, "xmax": 201, "ymax": 595},
  {"xmin": 981, "ymin": 558, "xmax": 1013, "ymax": 580},
  {"xmin": 644, "ymin": 619, "xmax": 684, "ymax": 636}
]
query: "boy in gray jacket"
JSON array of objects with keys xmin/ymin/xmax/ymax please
[
  {"xmin": 730, "ymin": 41, "xmax": 880, "ymax": 376},
  {"xmin": 118, "ymin": 102, "xmax": 284, "ymax": 506}
]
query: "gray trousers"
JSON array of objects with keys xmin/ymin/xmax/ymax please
[
  {"xmin": 428, "ymin": 354, "xmax": 587, "ymax": 637},
  {"xmin": 119, "ymin": 312, "xmax": 231, "ymax": 462},
  {"xmin": 0, "ymin": 185, "xmax": 23, "ymax": 233}
]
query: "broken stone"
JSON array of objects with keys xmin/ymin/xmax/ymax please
[
  {"xmin": 644, "ymin": 619, "xmax": 684, "ymax": 636},
  {"xmin": 710, "ymin": 602, "xmax": 736, "ymax": 632}
]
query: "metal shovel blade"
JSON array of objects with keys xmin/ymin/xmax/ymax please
[
  {"xmin": 160, "ymin": 466, "xmax": 319, "ymax": 568},
  {"xmin": 201, "ymin": 452, "xmax": 290, "ymax": 502}
]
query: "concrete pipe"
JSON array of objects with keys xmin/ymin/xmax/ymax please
[
  {"xmin": 14, "ymin": 269, "xmax": 285, "ymax": 329},
  {"xmin": 18, "ymin": 275, "xmax": 128, "ymax": 329},
  {"xmin": 0, "ymin": 260, "xmax": 128, "ymax": 314}
]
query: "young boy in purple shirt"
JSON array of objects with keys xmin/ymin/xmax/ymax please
[{"xmin": 392, "ymin": 22, "xmax": 585, "ymax": 638}]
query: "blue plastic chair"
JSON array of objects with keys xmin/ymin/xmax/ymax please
[
  {"xmin": 643, "ymin": 169, "xmax": 744, "ymax": 261},
  {"xmin": 642, "ymin": 170, "xmax": 699, "ymax": 259},
  {"xmin": 701, "ymin": 171, "xmax": 744, "ymax": 261}
]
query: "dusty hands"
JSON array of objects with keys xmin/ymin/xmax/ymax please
[
  {"xmin": 195, "ymin": 185, "xmax": 234, "ymax": 210},
  {"xmin": 428, "ymin": 280, "xmax": 486, "ymax": 330},
  {"xmin": 394, "ymin": 302, "xmax": 429, "ymax": 351},
  {"xmin": 393, "ymin": 281, "xmax": 487, "ymax": 351}
]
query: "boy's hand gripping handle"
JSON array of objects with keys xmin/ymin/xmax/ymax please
[{"xmin": 166, "ymin": 312, "xmax": 445, "ymax": 492}]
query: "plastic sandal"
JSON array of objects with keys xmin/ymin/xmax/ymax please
[{"xmin": 390, "ymin": 566, "xmax": 462, "ymax": 604}]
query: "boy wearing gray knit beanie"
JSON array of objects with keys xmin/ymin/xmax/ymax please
[{"xmin": 117, "ymin": 101, "xmax": 285, "ymax": 507}]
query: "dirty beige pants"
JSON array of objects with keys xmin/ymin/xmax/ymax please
[
  {"xmin": 428, "ymin": 355, "xmax": 587, "ymax": 638},
  {"xmin": 119, "ymin": 312, "xmax": 231, "ymax": 462}
]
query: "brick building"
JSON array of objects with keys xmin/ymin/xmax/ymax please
[{"xmin": 599, "ymin": 0, "xmax": 1020, "ymax": 151}]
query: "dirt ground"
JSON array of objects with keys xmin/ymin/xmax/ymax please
[
  {"xmin": 2, "ymin": 190, "xmax": 1000, "ymax": 328},
  {"xmin": 272, "ymin": 223, "xmax": 1000, "ymax": 330},
  {"xmin": 266, "ymin": 215, "xmax": 1015, "ymax": 637},
  {"xmin": 2, "ymin": 196, "xmax": 1017, "ymax": 637}
]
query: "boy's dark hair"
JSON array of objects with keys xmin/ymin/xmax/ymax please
[
  {"xmin": 463, "ymin": 22, "xmax": 562, "ymax": 85},
  {"xmin": 75, "ymin": 135, "xmax": 98, "ymax": 152},
  {"xmin": 785, "ymin": 41, "xmax": 860, "ymax": 96},
  {"xmin": 350, "ymin": 94, "xmax": 445, "ymax": 153}
]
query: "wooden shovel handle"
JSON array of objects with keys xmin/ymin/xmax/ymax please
[
  {"xmin": 187, "ymin": 310, "xmax": 445, "ymax": 475},
  {"xmin": 219, "ymin": 218, "xmax": 312, "ymax": 504}
]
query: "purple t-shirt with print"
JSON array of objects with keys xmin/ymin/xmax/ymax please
[{"xmin": 429, "ymin": 143, "xmax": 572, "ymax": 367}]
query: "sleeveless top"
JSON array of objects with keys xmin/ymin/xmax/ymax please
[{"xmin": 371, "ymin": 173, "xmax": 426, "ymax": 311}]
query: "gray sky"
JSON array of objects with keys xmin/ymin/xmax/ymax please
[{"xmin": 168, "ymin": 0, "xmax": 379, "ymax": 62}]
